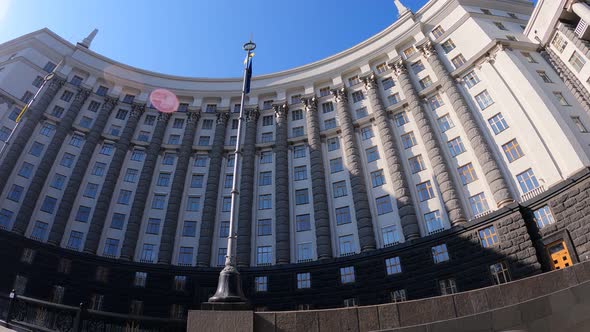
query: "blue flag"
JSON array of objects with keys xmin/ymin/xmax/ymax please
[{"xmin": 245, "ymin": 57, "xmax": 253, "ymax": 94}]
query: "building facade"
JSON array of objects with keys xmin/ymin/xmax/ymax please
[{"xmin": 0, "ymin": 0, "xmax": 589, "ymax": 319}]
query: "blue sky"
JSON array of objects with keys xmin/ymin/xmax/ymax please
[{"xmin": 0, "ymin": 0, "xmax": 502, "ymax": 78}]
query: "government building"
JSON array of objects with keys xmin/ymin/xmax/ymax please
[{"xmin": 1, "ymin": 0, "xmax": 590, "ymax": 329}]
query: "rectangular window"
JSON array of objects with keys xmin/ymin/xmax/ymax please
[
  {"xmin": 191, "ymin": 174, "xmax": 204, "ymax": 188},
  {"xmin": 516, "ymin": 168, "xmax": 539, "ymax": 193},
  {"xmin": 162, "ymin": 153, "xmax": 176, "ymax": 165},
  {"xmin": 255, "ymin": 276, "xmax": 268, "ymax": 292},
  {"xmin": 366, "ymin": 146, "xmax": 380, "ymax": 162},
  {"xmin": 201, "ymin": 119, "xmax": 214, "ymax": 130},
  {"xmin": 124, "ymin": 168, "xmax": 138, "ymax": 183},
  {"xmin": 51, "ymin": 106, "xmax": 65, "ymax": 118},
  {"xmin": 451, "ymin": 54, "xmax": 467, "ymax": 69},
  {"xmin": 0, "ymin": 126, "xmax": 11, "ymax": 142},
  {"xmin": 79, "ymin": 116, "xmax": 94, "ymax": 129},
  {"xmin": 257, "ymin": 246, "xmax": 272, "ymax": 265},
  {"xmin": 261, "ymin": 132, "xmax": 273, "ymax": 143},
  {"xmin": 475, "ymin": 90, "xmax": 494, "ymax": 110},
  {"xmin": 340, "ymin": 266, "xmax": 355, "ymax": 283},
  {"xmin": 330, "ymin": 157, "xmax": 343, "ymax": 173},
  {"xmin": 0, "ymin": 208, "xmax": 13, "ymax": 230},
  {"xmin": 537, "ymin": 71, "xmax": 553, "ymax": 83},
  {"xmin": 533, "ymin": 206, "xmax": 555, "ymax": 229},
  {"xmin": 172, "ymin": 118, "xmax": 184, "ymax": 129},
  {"xmin": 522, "ymin": 52, "xmax": 537, "ymax": 63},
  {"xmin": 293, "ymin": 145, "xmax": 306, "ymax": 158},
  {"xmin": 319, "ymin": 87, "xmax": 331, "ymax": 97},
  {"xmin": 157, "ymin": 172, "xmax": 171, "ymax": 187},
  {"xmin": 335, "ymin": 206, "xmax": 351, "ymax": 225},
  {"xmin": 470, "ymin": 192, "xmax": 490, "ymax": 215},
  {"xmin": 297, "ymin": 243, "xmax": 313, "ymax": 262},
  {"xmin": 194, "ymin": 154, "xmax": 208, "ymax": 167},
  {"xmin": 186, "ymin": 196, "xmax": 200, "ymax": 211},
  {"xmin": 146, "ymin": 218, "xmax": 161, "ymax": 235},
  {"xmin": 439, "ymin": 278, "xmax": 457, "ymax": 295},
  {"xmin": 75, "ymin": 205, "xmax": 91, "ymax": 223},
  {"xmin": 432, "ymin": 244, "xmax": 449, "ymax": 263},
  {"xmin": 488, "ymin": 113, "xmax": 509, "ymax": 135},
  {"xmin": 553, "ymin": 92, "xmax": 570, "ymax": 106},
  {"xmin": 447, "ymin": 137, "xmax": 466, "ymax": 157},
  {"xmin": 382, "ymin": 77, "xmax": 395, "ymax": 90},
  {"xmin": 217, "ymin": 248, "xmax": 227, "ymax": 266},
  {"xmin": 385, "ymin": 257, "xmax": 402, "ymax": 275},
  {"xmin": 411, "ymin": 61, "xmax": 425, "ymax": 74},
  {"xmin": 569, "ymin": 51, "xmax": 586, "ymax": 72},
  {"xmin": 258, "ymin": 194, "xmax": 272, "ymax": 210},
  {"xmin": 221, "ymin": 196, "xmax": 232, "ymax": 212},
  {"xmin": 371, "ymin": 169, "xmax": 386, "ymax": 187},
  {"xmin": 351, "ymin": 90, "xmax": 364, "ymax": 103},
  {"xmin": 260, "ymin": 151, "xmax": 272, "ymax": 164},
  {"xmin": 322, "ymin": 102, "xmax": 334, "ymax": 113},
  {"xmin": 376, "ymin": 195, "xmax": 393, "ymax": 215},
  {"xmin": 7, "ymin": 184, "xmax": 24, "ymax": 202},
  {"xmin": 333, "ymin": 180, "xmax": 347, "ymax": 198},
  {"xmin": 67, "ymin": 231, "xmax": 84, "ymax": 250},
  {"xmin": 339, "ymin": 235, "xmax": 355, "ymax": 256},
  {"xmin": 458, "ymin": 163, "xmax": 478, "ymax": 185},
  {"xmin": 296, "ymin": 214, "xmax": 311, "ymax": 232},
  {"xmin": 361, "ymin": 126, "xmax": 374, "ymax": 140},
  {"xmin": 294, "ymin": 166, "xmax": 307, "ymax": 181},
  {"xmin": 140, "ymin": 244, "xmax": 155, "ymax": 263},
  {"xmin": 60, "ymin": 90, "xmax": 74, "ymax": 102},
  {"xmin": 432, "ymin": 25, "xmax": 445, "ymax": 38},
  {"xmin": 137, "ymin": 131, "xmax": 150, "ymax": 142},
  {"xmin": 502, "ymin": 139, "xmax": 524, "ymax": 162},
  {"xmin": 168, "ymin": 134, "xmax": 180, "ymax": 145},
  {"xmin": 479, "ymin": 225, "xmax": 499, "ymax": 248},
  {"xmin": 183, "ymin": 220, "xmax": 197, "ymax": 237},
  {"xmin": 356, "ymin": 107, "xmax": 368, "ymax": 119},
  {"xmin": 572, "ymin": 116, "xmax": 589, "ymax": 133},
  {"xmin": 111, "ymin": 213, "xmax": 125, "ymax": 230},
  {"xmin": 295, "ymin": 189, "xmax": 309, "ymax": 205},
  {"xmin": 110, "ymin": 125, "xmax": 122, "ymax": 136},
  {"xmin": 297, "ymin": 273, "xmax": 311, "ymax": 289},
  {"xmin": 382, "ymin": 225, "xmax": 400, "ymax": 247},
  {"xmin": 205, "ymin": 104, "xmax": 217, "ymax": 113},
  {"xmin": 376, "ymin": 63, "xmax": 388, "ymax": 74},
  {"xmin": 50, "ymin": 173, "xmax": 66, "ymax": 190},
  {"xmin": 388, "ymin": 93, "xmax": 401, "ymax": 105},
  {"xmin": 219, "ymin": 221, "xmax": 230, "ymax": 238},
  {"xmin": 417, "ymin": 181, "xmax": 435, "ymax": 201},
  {"xmin": 327, "ymin": 137, "xmax": 340, "ymax": 151},
  {"xmin": 429, "ymin": 94, "xmax": 445, "ymax": 109},
  {"xmin": 419, "ymin": 76, "xmax": 433, "ymax": 89},
  {"xmin": 552, "ymin": 33, "xmax": 568, "ymax": 53},
  {"xmin": 463, "ymin": 71, "xmax": 480, "ymax": 88},
  {"xmin": 99, "ymin": 143, "xmax": 113, "ymax": 156},
  {"xmin": 493, "ymin": 21, "xmax": 507, "ymax": 30},
  {"xmin": 177, "ymin": 247, "xmax": 193, "ymax": 266},
  {"xmin": 115, "ymin": 109, "xmax": 128, "ymax": 120},
  {"xmin": 291, "ymin": 94, "xmax": 302, "ymax": 105},
  {"xmin": 262, "ymin": 115, "xmax": 273, "ymax": 126},
  {"xmin": 409, "ymin": 155, "xmax": 426, "ymax": 173},
  {"xmin": 18, "ymin": 162, "xmax": 34, "ymax": 178},
  {"xmin": 490, "ymin": 262, "xmax": 511, "ymax": 284},
  {"xmin": 324, "ymin": 118, "xmax": 337, "ymax": 130},
  {"xmin": 292, "ymin": 126, "xmax": 304, "ymax": 137},
  {"xmin": 83, "ymin": 182, "xmax": 99, "ymax": 198},
  {"xmin": 441, "ymin": 39, "xmax": 456, "ymax": 53},
  {"xmin": 41, "ymin": 195, "xmax": 58, "ymax": 213},
  {"xmin": 401, "ymin": 132, "xmax": 417, "ymax": 149},
  {"xmin": 118, "ymin": 189, "xmax": 132, "ymax": 205},
  {"xmin": 403, "ymin": 47, "xmax": 416, "ymax": 58},
  {"xmin": 258, "ymin": 171, "xmax": 272, "ymax": 186},
  {"xmin": 96, "ymin": 86, "xmax": 108, "ymax": 96},
  {"xmin": 292, "ymin": 109, "xmax": 303, "ymax": 121},
  {"xmin": 198, "ymin": 136, "xmax": 211, "ymax": 146},
  {"xmin": 224, "ymin": 174, "xmax": 233, "ymax": 188},
  {"xmin": 87, "ymin": 101, "xmax": 101, "ymax": 112},
  {"xmin": 152, "ymin": 194, "xmax": 167, "ymax": 209},
  {"xmin": 348, "ymin": 75, "xmax": 360, "ymax": 86},
  {"xmin": 425, "ymin": 210, "xmax": 444, "ymax": 234},
  {"xmin": 103, "ymin": 238, "xmax": 119, "ymax": 257},
  {"xmin": 29, "ymin": 141, "xmax": 45, "ymax": 157},
  {"xmin": 31, "ymin": 221, "xmax": 48, "ymax": 240},
  {"xmin": 40, "ymin": 123, "xmax": 55, "ymax": 136}
]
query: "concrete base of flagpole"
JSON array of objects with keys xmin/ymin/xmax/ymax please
[{"xmin": 203, "ymin": 264, "xmax": 250, "ymax": 310}]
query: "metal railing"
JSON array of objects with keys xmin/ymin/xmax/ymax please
[{"xmin": 1, "ymin": 290, "xmax": 186, "ymax": 332}]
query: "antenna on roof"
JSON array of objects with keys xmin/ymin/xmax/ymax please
[{"xmin": 78, "ymin": 29, "xmax": 98, "ymax": 49}]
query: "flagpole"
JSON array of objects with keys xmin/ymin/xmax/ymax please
[{"xmin": 207, "ymin": 39, "xmax": 256, "ymax": 305}]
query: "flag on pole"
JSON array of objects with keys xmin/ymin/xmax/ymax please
[
  {"xmin": 244, "ymin": 53, "xmax": 254, "ymax": 94},
  {"xmin": 15, "ymin": 104, "xmax": 29, "ymax": 123}
]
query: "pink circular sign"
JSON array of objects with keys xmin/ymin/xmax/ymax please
[{"xmin": 149, "ymin": 88, "xmax": 179, "ymax": 113}]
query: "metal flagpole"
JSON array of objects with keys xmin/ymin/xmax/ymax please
[{"xmin": 208, "ymin": 39, "xmax": 256, "ymax": 304}]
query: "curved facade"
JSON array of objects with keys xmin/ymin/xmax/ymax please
[{"xmin": 1, "ymin": 0, "xmax": 590, "ymax": 319}]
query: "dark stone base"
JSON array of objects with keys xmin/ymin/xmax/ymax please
[{"xmin": 201, "ymin": 302, "xmax": 252, "ymax": 311}]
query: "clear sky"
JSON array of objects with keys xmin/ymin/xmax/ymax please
[{"xmin": 0, "ymin": 0, "xmax": 434, "ymax": 78}]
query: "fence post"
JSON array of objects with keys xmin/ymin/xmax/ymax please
[
  {"xmin": 73, "ymin": 302, "xmax": 84, "ymax": 332},
  {"xmin": 5, "ymin": 289, "xmax": 16, "ymax": 324}
]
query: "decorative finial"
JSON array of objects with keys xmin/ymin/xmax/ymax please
[
  {"xmin": 78, "ymin": 29, "xmax": 98, "ymax": 49},
  {"xmin": 394, "ymin": 0, "xmax": 410, "ymax": 17}
]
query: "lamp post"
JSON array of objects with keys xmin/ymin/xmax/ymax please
[{"xmin": 207, "ymin": 40, "xmax": 256, "ymax": 304}]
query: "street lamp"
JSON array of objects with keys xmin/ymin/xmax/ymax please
[{"xmin": 207, "ymin": 40, "xmax": 256, "ymax": 306}]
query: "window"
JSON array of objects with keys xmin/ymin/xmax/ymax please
[
  {"xmin": 330, "ymin": 158, "xmax": 343, "ymax": 173},
  {"xmin": 296, "ymin": 214, "xmax": 311, "ymax": 232},
  {"xmin": 390, "ymin": 289, "xmax": 407, "ymax": 303},
  {"xmin": 488, "ymin": 113, "xmax": 509, "ymax": 135},
  {"xmin": 84, "ymin": 182, "xmax": 99, "ymax": 198},
  {"xmin": 18, "ymin": 162, "xmax": 34, "ymax": 178},
  {"xmin": 411, "ymin": 61, "xmax": 425, "ymax": 74},
  {"xmin": 327, "ymin": 137, "xmax": 340, "ymax": 151},
  {"xmin": 441, "ymin": 39, "xmax": 456, "ymax": 53},
  {"xmin": 294, "ymin": 166, "xmax": 307, "ymax": 181},
  {"xmin": 190, "ymin": 174, "xmax": 204, "ymax": 188},
  {"xmin": 224, "ymin": 174, "xmax": 233, "ymax": 188},
  {"xmin": 168, "ymin": 134, "xmax": 180, "ymax": 145},
  {"xmin": 355, "ymin": 107, "xmax": 368, "ymax": 119},
  {"xmin": 376, "ymin": 195, "xmax": 394, "ymax": 215},
  {"xmin": 177, "ymin": 247, "xmax": 193, "ymax": 266},
  {"xmin": 51, "ymin": 285, "xmax": 65, "ymax": 304},
  {"xmin": 403, "ymin": 46, "xmax": 416, "ymax": 58},
  {"xmin": 172, "ymin": 118, "xmax": 184, "ymax": 129},
  {"xmin": 291, "ymin": 94, "xmax": 302, "ymax": 104},
  {"xmin": 60, "ymin": 90, "xmax": 74, "ymax": 102},
  {"xmin": 292, "ymin": 109, "xmax": 303, "ymax": 121},
  {"xmin": 333, "ymin": 181, "xmax": 347, "ymax": 198},
  {"xmin": 42, "ymin": 61, "xmax": 57, "ymax": 72},
  {"xmin": 40, "ymin": 123, "xmax": 55, "ymax": 136},
  {"xmin": 371, "ymin": 170, "xmax": 386, "ymax": 187},
  {"xmin": 522, "ymin": 52, "xmax": 536, "ymax": 63},
  {"xmin": 319, "ymin": 87, "xmax": 331, "ymax": 97},
  {"xmin": 31, "ymin": 221, "xmax": 48, "ymax": 240},
  {"xmin": 293, "ymin": 145, "xmax": 306, "ymax": 158},
  {"xmin": 0, "ymin": 209, "xmax": 13, "ymax": 230},
  {"xmin": 258, "ymin": 171, "xmax": 272, "ymax": 186},
  {"xmin": 109, "ymin": 125, "xmax": 122, "ymax": 136},
  {"xmin": 335, "ymin": 206, "xmax": 351, "ymax": 225},
  {"xmin": 463, "ymin": 71, "xmax": 480, "ymax": 88},
  {"xmin": 162, "ymin": 153, "xmax": 176, "ymax": 165},
  {"xmin": 204, "ymin": 104, "xmax": 216, "ymax": 113},
  {"xmin": 361, "ymin": 126, "xmax": 374, "ymax": 140},
  {"xmin": 493, "ymin": 22, "xmax": 507, "ymax": 30},
  {"xmin": 186, "ymin": 196, "xmax": 200, "ymax": 211},
  {"xmin": 129, "ymin": 150, "xmax": 146, "ymax": 163},
  {"xmin": 111, "ymin": 213, "xmax": 125, "ymax": 230},
  {"xmin": 258, "ymin": 194, "xmax": 272, "ymax": 210},
  {"xmin": 292, "ymin": 126, "xmax": 304, "ymax": 137},
  {"xmin": 436, "ymin": 114, "xmax": 455, "ymax": 133},
  {"xmin": 134, "ymin": 272, "xmax": 147, "ymax": 287},
  {"xmin": 13, "ymin": 275, "xmax": 28, "ymax": 295},
  {"xmin": 376, "ymin": 62, "xmax": 388, "ymax": 74},
  {"xmin": 0, "ymin": 126, "xmax": 10, "ymax": 142},
  {"xmin": 432, "ymin": 25, "xmax": 445, "ymax": 38},
  {"xmin": 51, "ymin": 105, "xmax": 65, "ymax": 118},
  {"xmin": 118, "ymin": 189, "xmax": 132, "ymax": 205},
  {"xmin": 19, "ymin": 90, "xmax": 34, "ymax": 104},
  {"xmin": 382, "ymin": 225, "xmax": 400, "ymax": 247},
  {"xmin": 67, "ymin": 231, "xmax": 84, "ymax": 250},
  {"xmin": 388, "ymin": 93, "xmax": 401, "ymax": 105},
  {"xmin": 447, "ymin": 137, "xmax": 466, "ymax": 157},
  {"xmin": 533, "ymin": 206, "xmax": 555, "ymax": 229},
  {"xmin": 157, "ymin": 172, "xmax": 171, "ymax": 187},
  {"xmin": 51, "ymin": 173, "xmax": 66, "ymax": 190},
  {"xmin": 103, "ymin": 238, "xmax": 119, "ymax": 257},
  {"xmin": 458, "ymin": 163, "xmax": 478, "ymax": 185},
  {"xmin": 29, "ymin": 141, "xmax": 45, "ymax": 157},
  {"xmin": 348, "ymin": 75, "xmax": 360, "ymax": 86},
  {"xmin": 366, "ymin": 146, "xmax": 380, "ymax": 162},
  {"xmin": 232, "ymin": 119, "xmax": 239, "ymax": 129},
  {"xmin": 198, "ymin": 136, "xmax": 210, "ymax": 146},
  {"xmin": 41, "ymin": 195, "xmax": 58, "ymax": 213},
  {"xmin": 99, "ymin": 143, "xmax": 113, "ymax": 155},
  {"xmin": 352, "ymin": 90, "xmax": 364, "ymax": 103},
  {"xmin": 432, "ymin": 244, "xmax": 449, "ymax": 263},
  {"xmin": 551, "ymin": 34, "xmax": 568, "ymax": 53},
  {"xmin": 340, "ymin": 266, "xmax": 355, "ymax": 283},
  {"xmin": 113, "ymin": 109, "xmax": 128, "ymax": 121},
  {"xmin": 429, "ymin": 94, "xmax": 445, "ymax": 109},
  {"xmin": 297, "ymin": 243, "xmax": 313, "ymax": 262},
  {"xmin": 58, "ymin": 258, "xmax": 72, "ymax": 274},
  {"xmin": 439, "ymin": 278, "xmax": 457, "ymax": 295},
  {"xmin": 516, "ymin": 168, "xmax": 539, "ymax": 193},
  {"xmin": 425, "ymin": 210, "xmax": 444, "ymax": 234},
  {"xmin": 469, "ymin": 192, "xmax": 490, "ymax": 215},
  {"xmin": 295, "ymin": 189, "xmax": 309, "ymax": 205},
  {"xmin": 324, "ymin": 118, "xmax": 337, "ymax": 130},
  {"xmin": 479, "ymin": 225, "xmax": 499, "ymax": 248},
  {"xmin": 146, "ymin": 218, "xmax": 161, "ymax": 234},
  {"xmin": 152, "ymin": 194, "xmax": 167, "ymax": 209},
  {"xmin": 261, "ymin": 132, "xmax": 273, "ymax": 143},
  {"xmin": 78, "ymin": 116, "xmax": 93, "ymax": 128},
  {"xmin": 7, "ymin": 184, "xmax": 24, "ymax": 202},
  {"xmin": 260, "ymin": 151, "xmax": 272, "ymax": 163},
  {"xmin": 488, "ymin": 261, "xmax": 512, "ymax": 285},
  {"xmin": 297, "ymin": 273, "xmax": 311, "ymax": 289},
  {"xmin": 322, "ymin": 102, "xmax": 334, "ymax": 113},
  {"xmin": 536, "ymin": 71, "xmax": 552, "ymax": 83},
  {"xmin": 475, "ymin": 90, "xmax": 494, "ymax": 110},
  {"xmin": 408, "ymin": 155, "xmax": 426, "ymax": 173},
  {"xmin": 75, "ymin": 206, "xmax": 91, "ymax": 223},
  {"xmin": 219, "ymin": 197, "xmax": 231, "ymax": 212},
  {"xmin": 569, "ymin": 51, "xmax": 586, "ymax": 72},
  {"xmin": 257, "ymin": 246, "xmax": 272, "ymax": 265},
  {"xmin": 572, "ymin": 116, "xmax": 589, "ymax": 133},
  {"xmin": 419, "ymin": 76, "xmax": 433, "ymax": 89},
  {"xmin": 183, "ymin": 220, "xmax": 197, "ymax": 237},
  {"xmin": 451, "ymin": 54, "xmax": 467, "ymax": 68},
  {"xmin": 219, "ymin": 221, "xmax": 229, "ymax": 238},
  {"xmin": 385, "ymin": 257, "xmax": 402, "ymax": 275},
  {"xmin": 194, "ymin": 154, "xmax": 208, "ymax": 167},
  {"xmin": 95, "ymin": 85, "xmax": 108, "ymax": 96},
  {"xmin": 255, "ymin": 276, "xmax": 268, "ymax": 292},
  {"xmin": 339, "ymin": 235, "xmax": 355, "ymax": 256},
  {"xmin": 401, "ymin": 132, "xmax": 417, "ymax": 149},
  {"xmin": 173, "ymin": 276, "xmax": 187, "ymax": 292},
  {"xmin": 506, "ymin": 35, "xmax": 517, "ymax": 41},
  {"xmin": 417, "ymin": 181, "xmax": 435, "ymax": 201},
  {"xmin": 122, "ymin": 168, "xmax": 138, "ymax": 183},
  {"xmin": 382, "ymin": 77, "xmax": 395, "ymax": 90},
  {"xmin": 260, "ymin": 115, "xmax": 273, "ymax": 127},
  {"xmin": 217, "ymin": 248, "xmax": 227, "ymax": 266},
  {"xmin": 140, "ymin": 244, "xmax": 155, "ymax": 262},
  {"xmin": 553, "ymin": 92, "xmax": 570, "ymax": 106},
  {"xmin": 502, "ymin": 139, "xmax": 523, "ymax": 162}
]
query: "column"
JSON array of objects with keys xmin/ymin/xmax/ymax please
[
  {"xmin": 0, "ymin": 77, "xmax": 65, "ymax": 194},
  {"xmin": 541, "ymin": 47, "xmax": 590, "ymax": 113},
  {"xmin": 418, "ymin": 42, "xmax": 514, "ymax": 207},
  {"xmin": 390, "ymin": 59, "xmax": 467, "ymax": 225},
  {"xmin": 332, "ymin": 87, "xmax": 377, "ymax": 252},
  {"xmin": 13, "ymin": 87, "xmax": 91, "ymax": 235},
  {"xmin": 197, "ymin": 111, "xmax": 229, "ymax": 266},
  {"xmin": 302, "ymin": 97, "xmax": 333, "ymax": 259},
  {"xmin": 274, "ymin": 102, "xmax": 290, "ymax": 264},
  {"xmin": 362, "ymin": 74, "xmax": 420, "ymax": 240},
  {"xmin": 84, "ymin": 103, "xmax": 144, "ymax": 254},
  {"xmin": 48, "ymin": 96, "xmax": 118, "ymax": 245},
  {"xmin": 120, "ymin": 112, "xmax": 169, "ymax": 260},
  {"xmin": 158, "ymin": 111, "xmax": 200, "ymax": 264},
  {"xmin": 236, "ymin": 108, "xmax": 259, "ymax": 267}
]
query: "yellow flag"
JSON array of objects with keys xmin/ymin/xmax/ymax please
[{"xmin": 15, "ymin": 104, "xmax": 28, "ymax": 123}]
